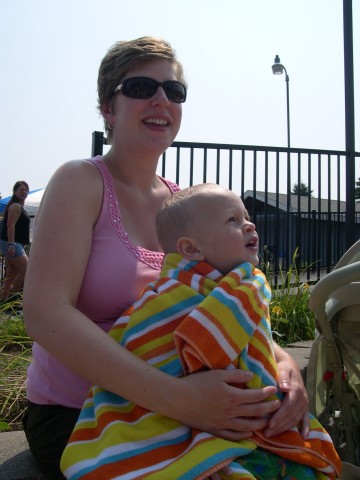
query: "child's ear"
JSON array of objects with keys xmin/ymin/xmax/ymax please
[{"xmin": 176, "ymin": 236, "xmax": 205, "ymax": 261}]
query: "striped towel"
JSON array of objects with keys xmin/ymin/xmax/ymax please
[{"xmin": 61, "ymin": 254, "xmax": 341, "ymax": 480}]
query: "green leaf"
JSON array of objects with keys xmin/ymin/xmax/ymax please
[{"xmin": 0, "ymin": 420, "xmax": 11, "ymax": 431}]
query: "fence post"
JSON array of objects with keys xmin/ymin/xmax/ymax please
[
  {"xmin": 92, "ymin": 131, "xmax": 105, "ymax": 157},
  {"xmin": 343, "ymin": 0, "xmax": 356, "ymax": 249}
]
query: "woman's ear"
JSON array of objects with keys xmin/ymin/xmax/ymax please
[
  {"xmin": 176, "ymin": 236, "xmax": 204, "ymax": 261},
  {"xmin": 100, "ymin": 101, "xmax": 114, "ymax": 129}
]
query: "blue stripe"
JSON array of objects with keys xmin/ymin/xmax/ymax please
[
  {"xmin": 211, "ymin": 289, "xmax": 256, "ymax": 337},
  {"xmin": 68, "ymin": 431, "xmax": 192, "ymax": 480},
  {"xmin": 121, "ymin": 294, "xmax": 203, "ymax": 344},
  {"xmin": 177, "ymin": 446, "xmax": 257, "ymax": 480}
]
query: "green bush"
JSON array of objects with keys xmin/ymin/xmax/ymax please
[{"xmin": 265, "ymin": 249, "xmax": 316, "ymax": 346}]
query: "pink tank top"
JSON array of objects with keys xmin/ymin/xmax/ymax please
[{"xmin": 26, "ymin": 157, "xmax": 180, "ymax": 408}]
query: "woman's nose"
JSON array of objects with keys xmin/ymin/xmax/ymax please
[{"xmin": 151, "ymin": 86, "xmax": 170, "ymax": 105}]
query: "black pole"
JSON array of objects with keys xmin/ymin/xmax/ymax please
[
  {"xmin": 92, "ymin": 131, "xmax": 105, "ymax": 157},
  {"xmin": 285, "ymin": 72, "xmax": 290, "ymax": 150},
  {"xmin": 285, "ymin": 68, "xmax": 291, "ymax": 268},
  {"xmin": 343, "ymin": 0, "xmax": 356, "ymax": 249}
]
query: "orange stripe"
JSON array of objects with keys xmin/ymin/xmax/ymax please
[{"xmin": 79, "ymin": 436, "xmax": 192, "ymax": 480}]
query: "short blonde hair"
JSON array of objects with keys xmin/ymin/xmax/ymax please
[
  {"xmin": 97, "ymin": 36, "xmax": 186, "ymax": 142},
  {"xmin": 156, "ymin": 184, "xmax": 222, "ymax": 253}
]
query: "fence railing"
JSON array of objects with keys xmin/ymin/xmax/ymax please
[
  {"xmin": 1, "ymin": 134, "xmax": 359, "ymax": 287},
  {"xmin": 93, "ymin": 132, "xmax": 360, "ymax": 281}
]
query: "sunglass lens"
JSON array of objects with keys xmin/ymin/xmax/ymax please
[
  {"xmin": 124, "ymin": 78, "xmax": 156, "ymax": 99},
  {"xmin": 164, "ymin": 81, "xmax": 186, "ymax": 103}
]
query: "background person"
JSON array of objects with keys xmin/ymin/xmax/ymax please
[
  {"xmin": 23, "ymin": 37, "xmax": 309, "ymax": 480},
  {"xmin": 0, "ymin": 180, "xmax": 30, "ymax": 303}
]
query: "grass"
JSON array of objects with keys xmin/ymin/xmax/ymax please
[
  {"xmin": 0, "ymin": 295, "xmax": 32, "ymax": 431},
  {"xmin": 0, "ymin": 261, "xmax": 316, "ymax": 431}
]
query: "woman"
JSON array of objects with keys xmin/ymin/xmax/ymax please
[
  {"xmin": 0, "ymin": 180, "xmax": 30, "ymax": 302},
  {"xmin": 23, "ymin": 37, "xmax": 309, "ymax": 480}
]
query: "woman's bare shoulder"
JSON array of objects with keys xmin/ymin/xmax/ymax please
[
  {"xmin": 45, "ymin": 159, "xmax": 101, "ymax": 196},
  {"xmin": 8, "ymin": 202, "xmax": 22, "ymax": 211},
  {"xmin": 38, "ymin": 159, "xmax": 103, "ymax": 218},
  {"xmin": 53, "ymin": 159, "xmax": 100, "ymax": 183}
]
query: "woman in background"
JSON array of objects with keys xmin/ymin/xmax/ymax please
[{"xmin": 0, "ymin": 180, "xmax": 30, "ymax": 302}]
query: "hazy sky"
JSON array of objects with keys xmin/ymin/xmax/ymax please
[{"xmin": 1, "ymin": 0, "xmax": 359, "ymax": 197}]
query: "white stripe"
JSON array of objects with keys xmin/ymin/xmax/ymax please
[
  {"xmin": 64, "ymin": 424, "xmax": 193, "ymax": 478},
  {"xmin": 190, "ymin": 309, "xmax": 238, "ymax": 361}
]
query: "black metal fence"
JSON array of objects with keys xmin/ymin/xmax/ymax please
[
  {"xmin": 1, "ymin": 133, "xmax": 359, "ymax": 287},
  {"xmin": 94, "ymin": 132, "xmax": 360, "ymax": 282}
]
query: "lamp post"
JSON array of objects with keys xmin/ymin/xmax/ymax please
[
  {"xmin": 272, "ymin": 55, "xmax": 290, "ymax": 149},
  {"xmin": 272, "ymin": 55, "xmax": 291, "ymax": 270}
]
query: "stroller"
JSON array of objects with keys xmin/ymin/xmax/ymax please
[{"xmin": 307, "ymin": 239, "xmax": 360, "ymax": 469}]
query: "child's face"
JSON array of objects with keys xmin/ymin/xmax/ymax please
[{"xmin": 192, "ymin": 190, "xmax": 258, "ymax": 274}]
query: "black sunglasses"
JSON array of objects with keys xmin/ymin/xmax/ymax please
[{"xmin": 113, "ymin": 76, "xmax": 187, "ymax": 104}]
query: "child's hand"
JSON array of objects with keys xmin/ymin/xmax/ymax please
[{"xmin": 207, "ymin": 464, "xmax": 233, "ymax": 479}]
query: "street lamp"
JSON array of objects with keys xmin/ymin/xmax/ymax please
[
  {"xmin": 272, "ymin": 55, "xmax": 291, "ymax": 270},
  {"xmin": 272, "ymin": 55, "xmax": 290, "ymax": 149}
]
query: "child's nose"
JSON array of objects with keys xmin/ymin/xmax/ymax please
[{"xmin": 245, "ymin": 221, "xmax": 256, "ymax": 231}]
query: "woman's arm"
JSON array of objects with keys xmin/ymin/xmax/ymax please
[
  {"xmin": 6, "ymin": 203, "xmax": 21, "ymax": 242},
  {"xmin": 264, "ymin": 342, "xmax": 309, "ymax": 438},
  {"xmin": 23, "ymin": 162, "xmax": 281, "ymax": 439},
  {"xmin": 6, "ymin": 203, "xmax": 21, "ymax": 256}
]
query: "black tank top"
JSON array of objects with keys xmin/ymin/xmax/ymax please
[{"xmin": 1, "ymin": 204, "xmax": 30, "ymax": 245}]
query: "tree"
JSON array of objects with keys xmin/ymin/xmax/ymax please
[{"xmin": 292, "ymin": 182, "xmax": 313, "ymax": 196}]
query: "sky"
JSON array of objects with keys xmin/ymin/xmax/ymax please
[{"xmin": 1, "ymin": 0, "xmax": 359, "ymax": 197}]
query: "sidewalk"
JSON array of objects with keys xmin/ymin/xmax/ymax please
[
  {"xmin": 0, "ymin": 431, "xmax": 45, "ymax": 480},
  {"xmin": 284, "ymin": 339, "xmax": 313, "ymax": 382},
  {"xmin": 0, "ymin": 340, "xmax": 321, "ymax": 480}
]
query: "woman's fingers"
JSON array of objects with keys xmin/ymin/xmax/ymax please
[
  {"xmin": 264, "ymin": 375, "xmax": 309, "ymax": 436},
  {"xmin": 176, "ymin": 370, "xmax": 281, "ymax": 438}
]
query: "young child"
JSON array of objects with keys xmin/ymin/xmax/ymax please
[{"xmin": 61, "ymin": 184, "xmax": 341, "ymax": 480}]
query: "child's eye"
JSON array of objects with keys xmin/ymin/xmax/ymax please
[{"xmin": 227, "ymin": 216, "xmax": 236, "ymax": 223}]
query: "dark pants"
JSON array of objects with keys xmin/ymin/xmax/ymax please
[{"xmin": 22, "ymin": 401, "xmax": 81, "ymax": 480}]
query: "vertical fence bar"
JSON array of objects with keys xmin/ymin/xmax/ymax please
[
  {"xmin": 263, "ymin": 151, "xmax": 269, "ymax": 252},
  {"xmin": 252, "ymin": 151, "xmax": 257, "ymax": 226},
  {"xmin": 326, "ymin": 155, "xmax": 332, "ymax": 272},
  {"xmin": 91, "ymin": 131, "xmax": 105, "ymax": 157},
  {"xmin": 241, "ymin": 150, "xmax": 245, "ymax": 197},
  {"xmin": 336, "ymin": 155, "xmax": 342, "ymax": 258},
  {"xmin": 203, "ymin": 149, "xmax": 208, "ymax": 183},
  {"xmin": 216, "ymin": 149, "xmax": 220, "ymax": 185},
  {"xmin": 175, "ymin": 147, "xmax": 181, "ymax": 185},
  {"xmin": 189, "ymin": 148, "xmax": 194, "ymax": 186},
  {"xmin": 343, "ymin": 0, "xmax": 356, "ymax": 249},
  {"xmin": 228, "ymin": 149, "xmax": 233, "ymax": 191}
]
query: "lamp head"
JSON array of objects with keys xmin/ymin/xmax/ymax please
[{"xmin": 272, "ymin": 54, "xmax": 284, "ymax": 75}]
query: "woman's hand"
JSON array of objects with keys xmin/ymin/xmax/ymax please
[
  {"xmin": 264, "ymin": 343, "xmax": 309, "ymax": 439},
  {"xmin": 168, "ymin": 369, "xmax": 280, "ymax": 441}
]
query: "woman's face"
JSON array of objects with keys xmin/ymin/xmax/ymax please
[
  {"xmin": 106, "ymin": 59, "xmax": 183, "ymax": 155},
  {"xmin": 15, "ymin": 183, "xmax": 29, "ymax": 202}
]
